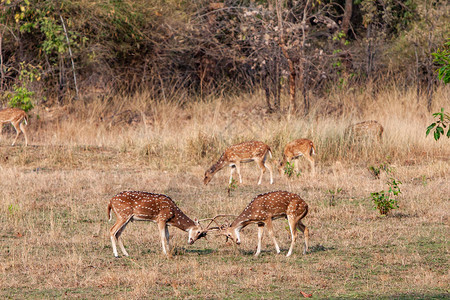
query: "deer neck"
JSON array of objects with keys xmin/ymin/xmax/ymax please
[
  {"xmin": 230, "ymin": 213, "xmax": 253, "ymax": 232},
  {"xmin": 209, "ymin": 155, "xmax": 227, "ymax": 174},
  {"xmin": 169, "ymin": 208, "xmax": 196, "ymax": 231}
]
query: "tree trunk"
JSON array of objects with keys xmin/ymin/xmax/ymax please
[
  {"xmin": 275, "ymin": 51, "xmax": 281, "ymax": 111},
  {"xmin": 0, "ymin": 32, "xmax": 4, "ymax": 91},
  {"xmin": 264, "ymin": 71, "xmax": 273, "ymax": 113},
  {"xmin": 276, "ymin": 0, "xmax": 297, "ymax": 115},
  {"xmin": 287, "ymin": 59, "xmax": 297, "ymax": 114},
  {"xmin": 341, "ymin": 0, "xmax": 353, "ymax": 37},
  {"xmin": 299, "ymin": 63, "xmax": 309, "ymax": 115},
  {"xmin": 279, "ymin": 41, "xmax": 297, "ymax": 114},
  {"xmin": 366, "ymin": 23, "xmax": 373, "ymax": 78}
]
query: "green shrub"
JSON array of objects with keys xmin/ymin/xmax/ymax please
[
  {"xmin": 370, "ymin": 177, "xmax": 402, "ymax": 215},
  {"xmin": 7, "ymin": 85, "xmax": 35, "ymax": 112},
  {"xmin": 284, "ymin": 161, "xmax": 300, "ymax": 178}
]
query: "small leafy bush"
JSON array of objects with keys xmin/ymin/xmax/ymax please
[
  {"xmin": 327, "ymin": 188, "xmax": 342, "ymax": 206},
  {"xmin": 370, "ymin": 177, "xmax": 402, "ymax": 215},
  {"xmin": 7, "ymin": 85, "xmax": 35, "ymax": 112},
  {"xmin": 284, "ymin": 162, "xmax": 301, "ymax": 178},
  {"xmin": 227, "ymin": 178, "xmax": 238, "ymax": 197}
]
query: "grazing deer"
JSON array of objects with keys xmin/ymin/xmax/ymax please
[
  {"xmin": 204, "ymin": 141, "xmax": 274, "ymax": 185},
  {"xmin": 345, "ymin": 120, "xmax": 384, "ymax": 141},
  {"xmin": 206, "ymin": 191, "xmax": 309, "ymax": 257},
  {"xmin": 0, "ymin": 107, "xmax": 29, "ymax": 146},
  {"xmin": 279, "ymin": 139, "xmax": 316, "ymax": 176},
  {"xmin": 107, "ymin": 191, "xmax": 206, "ymax": 257}
]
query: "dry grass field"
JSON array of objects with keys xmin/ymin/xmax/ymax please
[{"xmin": 1, "ymin": 88, "xmax": 449, "ymax": 299}]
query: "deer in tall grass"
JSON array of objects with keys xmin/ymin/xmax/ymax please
[
  {"xmin": 107, "ymin": 191, "xmax": 207, "ymax": 257},
  {"xmin": 278, "ymin": 139, "xmax": 316, "ymax": 176},
  {"xmin": 205, "ymin": 191, "xmax": 309, "ymax": 257},
  {"xmin": 0, "ymin": 107, "xmax": 29, "ymax": 146},
  {"xmin": 345, "ymin": 120, "xmax": 384, "ymax": 141},
  {"xmin": 204, "ymin": 141, "xmax": 274, "ymax": 185}
]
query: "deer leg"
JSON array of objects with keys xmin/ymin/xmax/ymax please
[
  {"xmin": 305, "ymin": 155, "xmax": 315, "ymax": 175},
  {"xmin": 255, "ymin": 224, "xmax": 264, "ymax": 256},
  {"xmin": 19, "ymin": 121, "xmax": 28, "ymax": 146},
  {"xmin": 264, "ymin": 159, "xmax": 274, "ymax": 184},
  {"xmin": 229, "ymin": 165, "xmax": 236, "ymax": 184},
  {"xmin": 235, "ymin": 162, "xmax": 243, "ymax": 184},
  {"xmin": 297, "ymin": 221, "xmax": 309, "ymax": 254},
  {"xmin": 165, "ymin": 225, "xmax": 170, "ymax": 252},
  {"xmin": 256, "ymin": 159, "xmax": 267, "ymax": 185},
  {"xmin": 110, "ymin": 217, "xmax": 131, "ymax": 257},
  {"xmin": 266, "ymin": 218, "xmax": 280, "ymax": 254},
  {"xmin": 11, "ymin": 121, "xmax": 21, "ymax": 146},
  {"xmin": 158, "ymin": 221, "xmax": 169, "ymax": 255},
  {"xmin": 293, "ymin": 158, "xmax": 300, "ymax": 173},
  {"xmin": 117, "ymin": 237, "xmax": 129, "ymax": 257},
  {"xmin": 115, "ymin": 216, "xmax": 133, "ymax": 257},
  {"xmin": 286, "ymin": 215, "xmax": 298, "ymax": 257}
]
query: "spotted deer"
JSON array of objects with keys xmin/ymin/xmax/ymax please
[
  {"xmin": 204, "ymin": 141, "xmax": 274, "ymax": 185},
  {"xmin": 345, "ymin": 120, "xmax": 384, "ymax": 141},
  {"xmin": 206, "ymin": 191, "xmax": 309, "ymax": 257},
  {"xmin": 0, "ymin": 107, "xmax": 29, "ymax": 146},
  {"xmin": 107, "ymin": 191, "xmax": 206, "ymax": 257},
  {"xmin": 279, "ymin": 139, "xmax": 316, "ymax": 176}
]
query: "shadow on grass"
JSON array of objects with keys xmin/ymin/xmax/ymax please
[
  {"xmin": 308, "ymin": 244, "xmax": 335, "ymax": 253},
  {"xmin": 235, "ymin": 244, "xmax": 334, "ymax": 257},
  {"xmin": 391, "ymin": 212, "xmax": 417, "ymax": 218},
  {"xmin": 329, "ymin": 292, "xmax": 449, "ymax": 299},
  {"xmin": 173, "ymin": 247, "xmax": 217, "ymax": 256}
]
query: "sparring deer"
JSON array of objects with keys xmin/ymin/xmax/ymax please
[
  {"xmin": 107, "ymin": 191, "xmax": 206, "ymax": 257},
  {"xmin": 204, "ymin": 141, "xmax": 273, "ymax": 185},
  {"xmin": 0, "ymin": 107, "xmax": 29, "ymax": 146},
  {"xmin": 207, "ymin": 191, "xmax": 309, "ymax": 257},
  {"xmin": 345, "ymin": 120, "xmax": 384, "ymax": 141},
  {"xmin": 279, "ymin": 139, "xmax": 316, "ymax": 176}
]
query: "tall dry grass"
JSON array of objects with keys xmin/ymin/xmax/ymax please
[
  {"xmin": 24, "ymin": 85, "xmax": 450, "ymax": 170},
  {"xmin": 0, "ymin": 86, "xmax": 449, "ymax": 298}
]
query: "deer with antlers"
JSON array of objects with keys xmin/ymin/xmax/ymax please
[
  {"xmin": 205, "ymin": 191, "xmax": 309, "ymax": 257},
  {"xmin": 0, "ymin": 107, "xmax": 29, "ymax": 146},
  {"xmin": 107, "ymin": 191, "xmax": 207, "ymax": 257},
  {"xmin": 204, "ymin": 141, "xmax": 274, "ymax": 185},
  {"xmin": 279, "ymin": 139, "xmax": 316, "ymax": 176}
]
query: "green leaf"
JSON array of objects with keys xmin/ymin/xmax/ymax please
[
  {"xmin": 426, "ymin": 123, "xmax": 436, "ymax": 136},
  {"xmin": 434, "ymin": 130, "xmax": 440, "ymax": 141}
]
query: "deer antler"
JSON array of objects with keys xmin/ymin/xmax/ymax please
[{"xmin": 199, "ymin": 214, "xmax": 237, "ymax": 230}]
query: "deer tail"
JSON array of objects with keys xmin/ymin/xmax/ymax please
[
  {"xmin": 310, "ymin": 141, "xmax": 316, "ymax": 156},
  {"xmin": 23, "ymin": 112, "xmax": 28, "ymax": 125}
]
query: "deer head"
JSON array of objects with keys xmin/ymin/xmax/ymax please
[
  {"xmin": 217, "ymin": 225, "xmax": 241, "ymax": 244},
  {"xmin": 187, "ymin": 218, "xmax": 207, "ymax": 244},
  {"xmin": 203, "ymin": 168, "xmax": 215, "ymax": 185}
]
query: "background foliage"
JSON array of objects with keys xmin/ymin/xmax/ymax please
[{"xmin": 0, "ymin": 0, "xmax": 448, "ymax": 110}]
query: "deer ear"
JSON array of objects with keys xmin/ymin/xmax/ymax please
[{"xmin": 194, "ymin": 218, "xmax": 199, "ymax": 225}]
